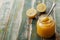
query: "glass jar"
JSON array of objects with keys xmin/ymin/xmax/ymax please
[{"xmin": 37, "ymin": 15, "xmax": 55, "ymax": 38}]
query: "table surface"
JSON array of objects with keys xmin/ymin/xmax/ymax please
[
  {"xmin": 0, "ymin": 0, "xmax": 60, "ymax": 40},
  {"xmin": 17, "ymin": 0, "xmax": 60, "ymax": 40}
]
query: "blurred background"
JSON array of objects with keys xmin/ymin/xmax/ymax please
[{"xmin": 0, "ymin": 0, "xmax": 60, "ymax": 40}]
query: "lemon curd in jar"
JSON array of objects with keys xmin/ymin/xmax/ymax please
[{"xmin": 37, "ymin": 15, "xmax": 55, "ymax": 38}]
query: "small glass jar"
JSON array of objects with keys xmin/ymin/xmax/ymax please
[{"xmin": 37, "ymin": 15, "xmax": 55, "ymax": 38}]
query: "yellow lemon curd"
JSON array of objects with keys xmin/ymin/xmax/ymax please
[{"xmin": 37, "ymin": 15, "xmax": 55, "ymax": 38}]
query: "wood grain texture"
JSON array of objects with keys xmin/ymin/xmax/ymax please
[{"xmin": 17, "ymin": 0, "xmax": 60, "ymax": 40}]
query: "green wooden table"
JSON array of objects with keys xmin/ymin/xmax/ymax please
[{"xmin": 17, "ymin": 0, "xmax": 60, "ymax": 40}]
